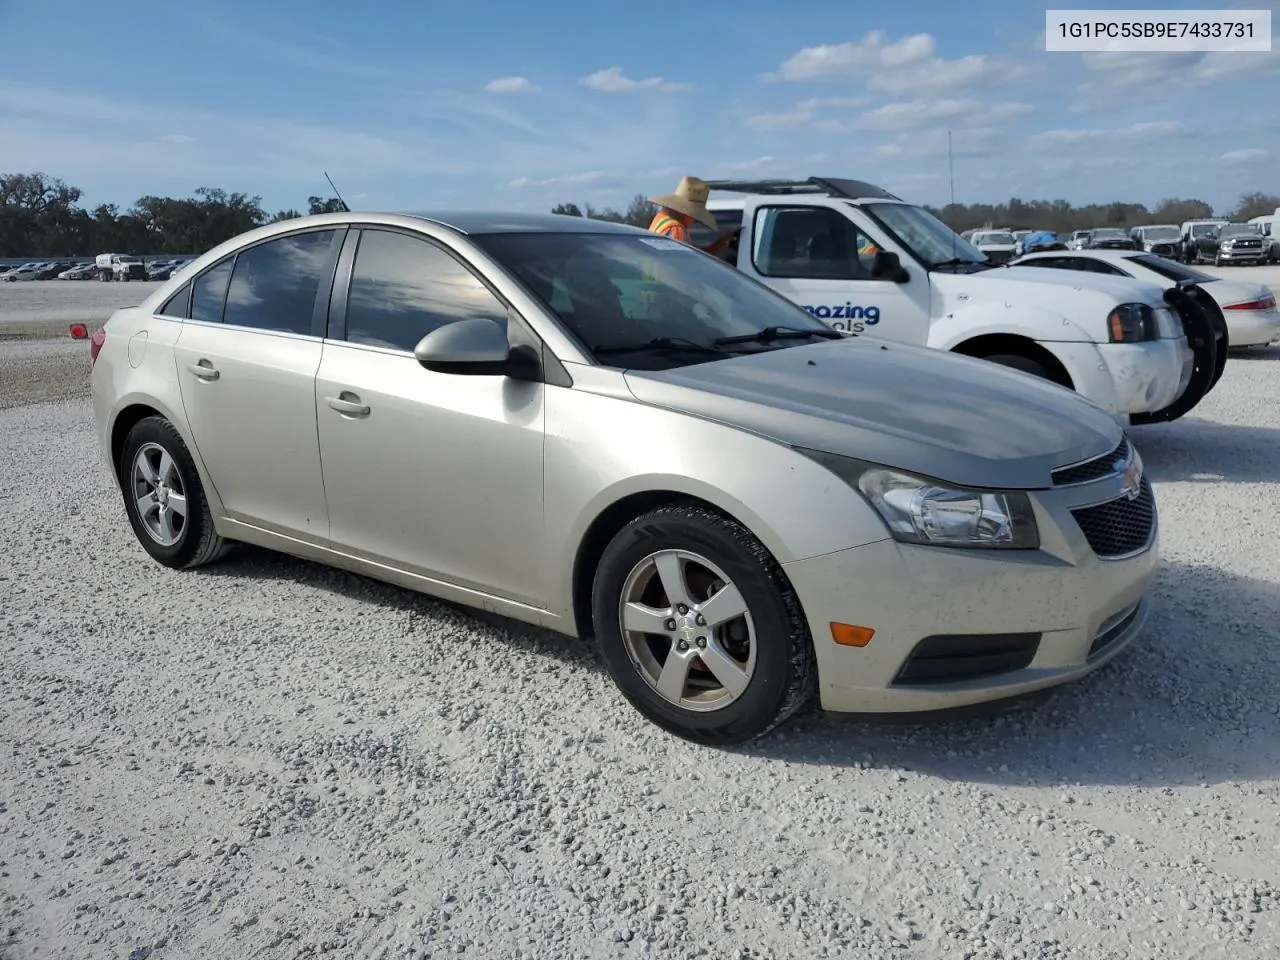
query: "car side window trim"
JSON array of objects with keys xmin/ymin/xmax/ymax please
[
  {"xmin": 156, "ymin": 280, "xmax": 193, "ymax": 319},
  {"xmin": 173, "ymin": 225, "xmax": 345, "ymax": 340}
]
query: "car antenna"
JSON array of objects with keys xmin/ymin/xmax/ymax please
[
  {"xmin": 947, "ymin": 129, "xmax": 957, "ymax": 260},
  {"xmin": 324, "ymin": 171, "xmax": 351, "ymax": 212}
]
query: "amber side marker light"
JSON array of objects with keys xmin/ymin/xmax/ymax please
[{"xmin": 831, "ymin": 622, "xmax": 875, "ymax": 647}]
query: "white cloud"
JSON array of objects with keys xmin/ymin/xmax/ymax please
[
  {"xmin": 714, "ymin": 156, "xmax": 776, "ymax": 173},
  {"xmin": 744, "ymin": 96, "xmax": 869, "ymax": 129},
  {"xmin": 1029, "ymin": 120, "xmax": 1188, "ymax": 147},
  {"xmin": 159, "ymin": 134, "xmax": 196, "ymax": 144},
  {"xmin": 1220, "ymin": 148, "xmax": 1270, "ymax": 164},
  {"xmin": 1078, "ymin": 45, "xmax": 1280, "ymax": 97},
  {"xmin": 505, "ymin": 171, "xmax": 615, "ymax": 189},
  {"xmin": 578, "ymin": 67, "xmax": 690, "ymax": 93},
  {"xmin": 765, "ymin": 31, "xmax": 1026, "ymax": 96},
  {"xmin": 484, "ymin": 76, "xmax": 538, "ymax": 94},
  {"xmin": 857, "ymin": 99, "xmax": 1033, "ymax": 131}
]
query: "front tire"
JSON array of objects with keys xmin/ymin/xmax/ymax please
[
  {"xmin": 119, "ymin": 416, "xmax": 229, "ymax": 569},
  {"xmin": 591, "ymin": 503, "xmax": 816, "ymax": 745}
]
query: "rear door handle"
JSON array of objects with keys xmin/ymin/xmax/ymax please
[
  {"xmin": 187, "ymin": 361, "xmax": 219, "ymax": 381},
  {"xmin": 327, "ymin": 392, "xmax": 371, "ymax": 418}
]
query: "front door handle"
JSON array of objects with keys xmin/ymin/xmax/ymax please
[
  {"xmin": 327, "ymin": 392, "xmax": 371, "ymax": 418},
  {"xmin": 187, "ymin": 361, "xmax": 219, "ymax": 381}
]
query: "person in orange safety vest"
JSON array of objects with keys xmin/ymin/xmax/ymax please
[{"xmin": 647, "ymin": 176, "xmax": 740, "ymax": 257}]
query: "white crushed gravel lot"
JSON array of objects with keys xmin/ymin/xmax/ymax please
[{"xmin": 1, "ymin": 281, "xmax": 1279, "ymax": 960}]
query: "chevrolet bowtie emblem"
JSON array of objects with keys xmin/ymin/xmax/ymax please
[{"xmin": 1119, "ymin": 458, "xmax": 1142, "ymax": 500}]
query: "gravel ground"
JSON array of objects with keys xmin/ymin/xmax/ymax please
[{"xmin": 1, "ymin": 294, "xmax": 1279, "ymax": 960}]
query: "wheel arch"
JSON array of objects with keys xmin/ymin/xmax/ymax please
[
  {"xmin": 570, "ymin": 490, "xmax": 789, "ymax": 641},
  {"xmin": 950, "ymin": 333, "xmax": 1075, "ymax": 389}
]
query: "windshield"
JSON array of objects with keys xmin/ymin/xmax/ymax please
[
  {"xmin": 1190, "ymin": 224, "xmax": 1220, "ymax": 237},
  {"xmin": 1144, "ymin": 226, "xmax": 1179, "ymax": 240},
  {"xmin": 976, "ymin": 232, "xmax": 1015, "ymax": 245},
  {"xmin": 1221, "ymin": 224, "xmax": 1261, "ymax": 237},
  {"xmin": 861, "ymin": 202, "xmax": 987, "ymax": 266},
  {"xmin": 471, "ymin": 232, "xmax": 838, "ymax": 370},
  {"xmin": 1130, "ymin": 254, "xmax": 1216, "ymax": 284},
  {"xmin": 1092, "ymin": 229, "xmax": 1127, "ymax": 239}
]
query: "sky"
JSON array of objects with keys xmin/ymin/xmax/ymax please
[{"xmin": 1, "ymin": 0, "xmax": 1278, "ymax": 216}]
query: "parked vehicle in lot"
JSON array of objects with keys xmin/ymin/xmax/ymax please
[
  {"xmin": 1, "ymin": 265, "xmax": 41, "ymax": 282},
  {"xmin": 1246, "ymin": 209, "xmax": 1280, "ymax": 262},
  {"xmin": 969, "ymin": 230, "xmax": 1018, "ymax": 263},
  {"xmin": 1128, "ymin": 224, "xmax": 1181, "ymax": 259},
  {"xmin": 1067, "ymin": 230, "xmax": 1091, "ymax": 250},
  {"xmin": 1208, "ymin": 223, "xmax": 1268, "ymax": 265},
  {"xmin": 1081, "ymin": 228, "xmax": 1136, "ymax": 251},
  {"xmin": 1006, "ymin": 248, "xmax": 1280, "ymax": 348},
  {"xmin": 696, "ymin": 177, "xmax": 1223, "ymax": 424},
  {"xmin": 95, "ymin": 253, "xmax": 148, "ymax": 281},
  {"xmin": 58, "ymin": 262, "xmax": 98, "ymax": 280},
  {"xmin": 88, "ymin": 210, "xmax": 1161, "ymax": 744},
  {"xmin": 1178, "ymin": 219, "xmax": 1229, "ymax": 263}
]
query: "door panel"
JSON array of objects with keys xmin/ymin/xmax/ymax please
[
  {"xmin": 173, "ymin": 323, "xmax": 328, "ymax": 540},
  {"xmin": 738, "ymin": 201, "xmax": 932, "ymax": 345},
  {"xmin": 315, "ymin": 344, "xmax": 546, "ymax": 605}
]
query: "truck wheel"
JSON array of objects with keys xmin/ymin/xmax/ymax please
[{"xmin": 983, "ymin": 353, "xmax": 1054, "ymax": 382}]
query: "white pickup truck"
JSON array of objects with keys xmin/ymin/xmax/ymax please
[
  {"xmin": 94, "ymin": 253, "xmax": 147, "ymax": 282},
  {"xmin": 697, "ymin": 177, "xmax": 1225, "ymax": 424}
]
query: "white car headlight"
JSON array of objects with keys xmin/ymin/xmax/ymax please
[{"xmin": 795, "ymin": 449, "xmax": 1040, "ymax": 549}]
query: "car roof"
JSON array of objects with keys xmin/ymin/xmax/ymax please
[{"xmin": 402, "ymin": 211, "xmax": 644, "ymax": 236}]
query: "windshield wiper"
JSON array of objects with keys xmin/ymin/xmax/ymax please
[
  {"xmin": 712, "ymin": 325, "xmax": 845, "ymax": 347},
  {"xmin": 592, "ymin": 336, "xmax": 726, "ymax": 357}
]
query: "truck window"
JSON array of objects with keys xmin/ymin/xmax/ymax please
[{"xmin": 752, "ymin": 206, "xmax": 876, "ymax": 280}]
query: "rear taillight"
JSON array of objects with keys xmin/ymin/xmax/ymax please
[
  {"xmin": 1224, "ymin": 294, "xmax": 1277, "ymax": 311},
  {"xmin": 90, "ymin": 327, "xmax": 106, "ymax": 364}
]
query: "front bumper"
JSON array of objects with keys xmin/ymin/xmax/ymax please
[
  {"xmin": 784, "ymin": 475, "xmax": 1160, "ymax": 713},
  {"xmin": 1050, "ymin": 338, "xmax": 1191, "ymax": 416},
  {"xmin": 1216, "ymin": 246, "xmax": 1266, "ymax": 262}
]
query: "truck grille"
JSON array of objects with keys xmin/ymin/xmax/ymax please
[
  {"xmin": 1052, "ymin": 437, "xmax": 1130, "ymax": 486},
  {"xmin": 1070, "ymin": 477, "xmax": 1156, "ymax": 558}
]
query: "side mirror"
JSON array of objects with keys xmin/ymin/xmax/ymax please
[
  {"xmin": 413, "ymin": 316, "xmax": 528, "ymax": 376},
  {"xmin": 871, "ymin": 250, "xmax": 909, "ymax": 283}
]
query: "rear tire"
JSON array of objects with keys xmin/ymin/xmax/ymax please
[
  {"xmin": 591, "ymin": 502, "xmax": 816, "ymax": 745},
  {"xmin": 118, "ymin": 416, "xmax": 230, "ymax": 569}
]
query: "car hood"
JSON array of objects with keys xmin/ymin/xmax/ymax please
[
  {"xmin": 949, "ymin": 264, "xmax": 1167, "ymax": 306},
  {"xmin": 622, "ymin": 337, "xmax": 1122, "ymax": 490}
]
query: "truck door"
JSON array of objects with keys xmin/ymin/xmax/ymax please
[{"xmin": 735, "ymin": 199, "xmax": 931, "ymax": 345}]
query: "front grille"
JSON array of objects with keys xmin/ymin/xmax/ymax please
[
  {"xmin": 893, "ymin": 632, "xmax": 1041, "ymax": 685},
  {"xmin": 1070, "ymin": 477, "xmax": 1156, "ymax": 558},
  {"xmin": 1052, "ymin": 437, "xmax": 1130, "ymax": 486}
]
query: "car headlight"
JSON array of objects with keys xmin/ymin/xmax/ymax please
[
  {"xmin": 794, "ymin": 449, "xmax": 1040, "ymax": 549},
  {"xmin": 1107, "ymin": 302, "xmax": 1158, "ymax": 342}
]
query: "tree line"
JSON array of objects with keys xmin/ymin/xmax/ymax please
[
  {"xmin": 0, "ymin": 172, "xmax": 344, "ymax": 258},
  {"xmin": 554, "ymin": 192, "xmax": 1280, "ymax": 237},
  {"xmin": 4, "ymin": 170, "xmax": 1278, "ymax": 259}
]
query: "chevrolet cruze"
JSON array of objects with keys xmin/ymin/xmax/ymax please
[{"xmin": 89, "ymin": 211, "xmax": 1160, "ymax": 744}]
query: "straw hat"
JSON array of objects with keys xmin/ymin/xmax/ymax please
[{"xmin": 649, "ymin": 176, "xmax": 719, "ymax": 231}]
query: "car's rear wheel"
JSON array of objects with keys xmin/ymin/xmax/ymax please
[
  {"xmin": 591, "ymin": 503, "xmax": 816, "ymax": 745},
  {"xmin": 119, "ymin": 416, "xmax": 229, "ymax": 569}
]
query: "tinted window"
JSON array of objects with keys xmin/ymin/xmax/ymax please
[
  {"xmin": 222, "ymin": 230, "xmax": 336, "ymax": 335},
  {"xmin": 473, "ymin": 232, "xmax": 832, "ymax": 371},
  {"xmin": 158, "ymin": 282, "xmax": 192, "ymax": 318},
  {"xmin": 1075, "ymin": 258, "xmax": 1127, "ymax": 275},
  {"xmin": 752, "ymin": 206, "xmax": 878, "ymax": 280},
  {"xmin": 1130, "ymin": 254, "xmax": 1216, "ymax": 283},
  {"xmin": 344, "ymin": 229, "xmax": 508, "ymax": 352},
  {"xmin": 191, "ymin": 260, "xmax": 233, "ymax": 324}
]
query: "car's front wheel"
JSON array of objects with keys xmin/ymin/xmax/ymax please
[
  {"xmin": 591, "ymin": 503, "xmax": 816, "ymax": 745},
  {"xmin": 119, "ymin": 416, "xmax": 230, "ymax": 569}
]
